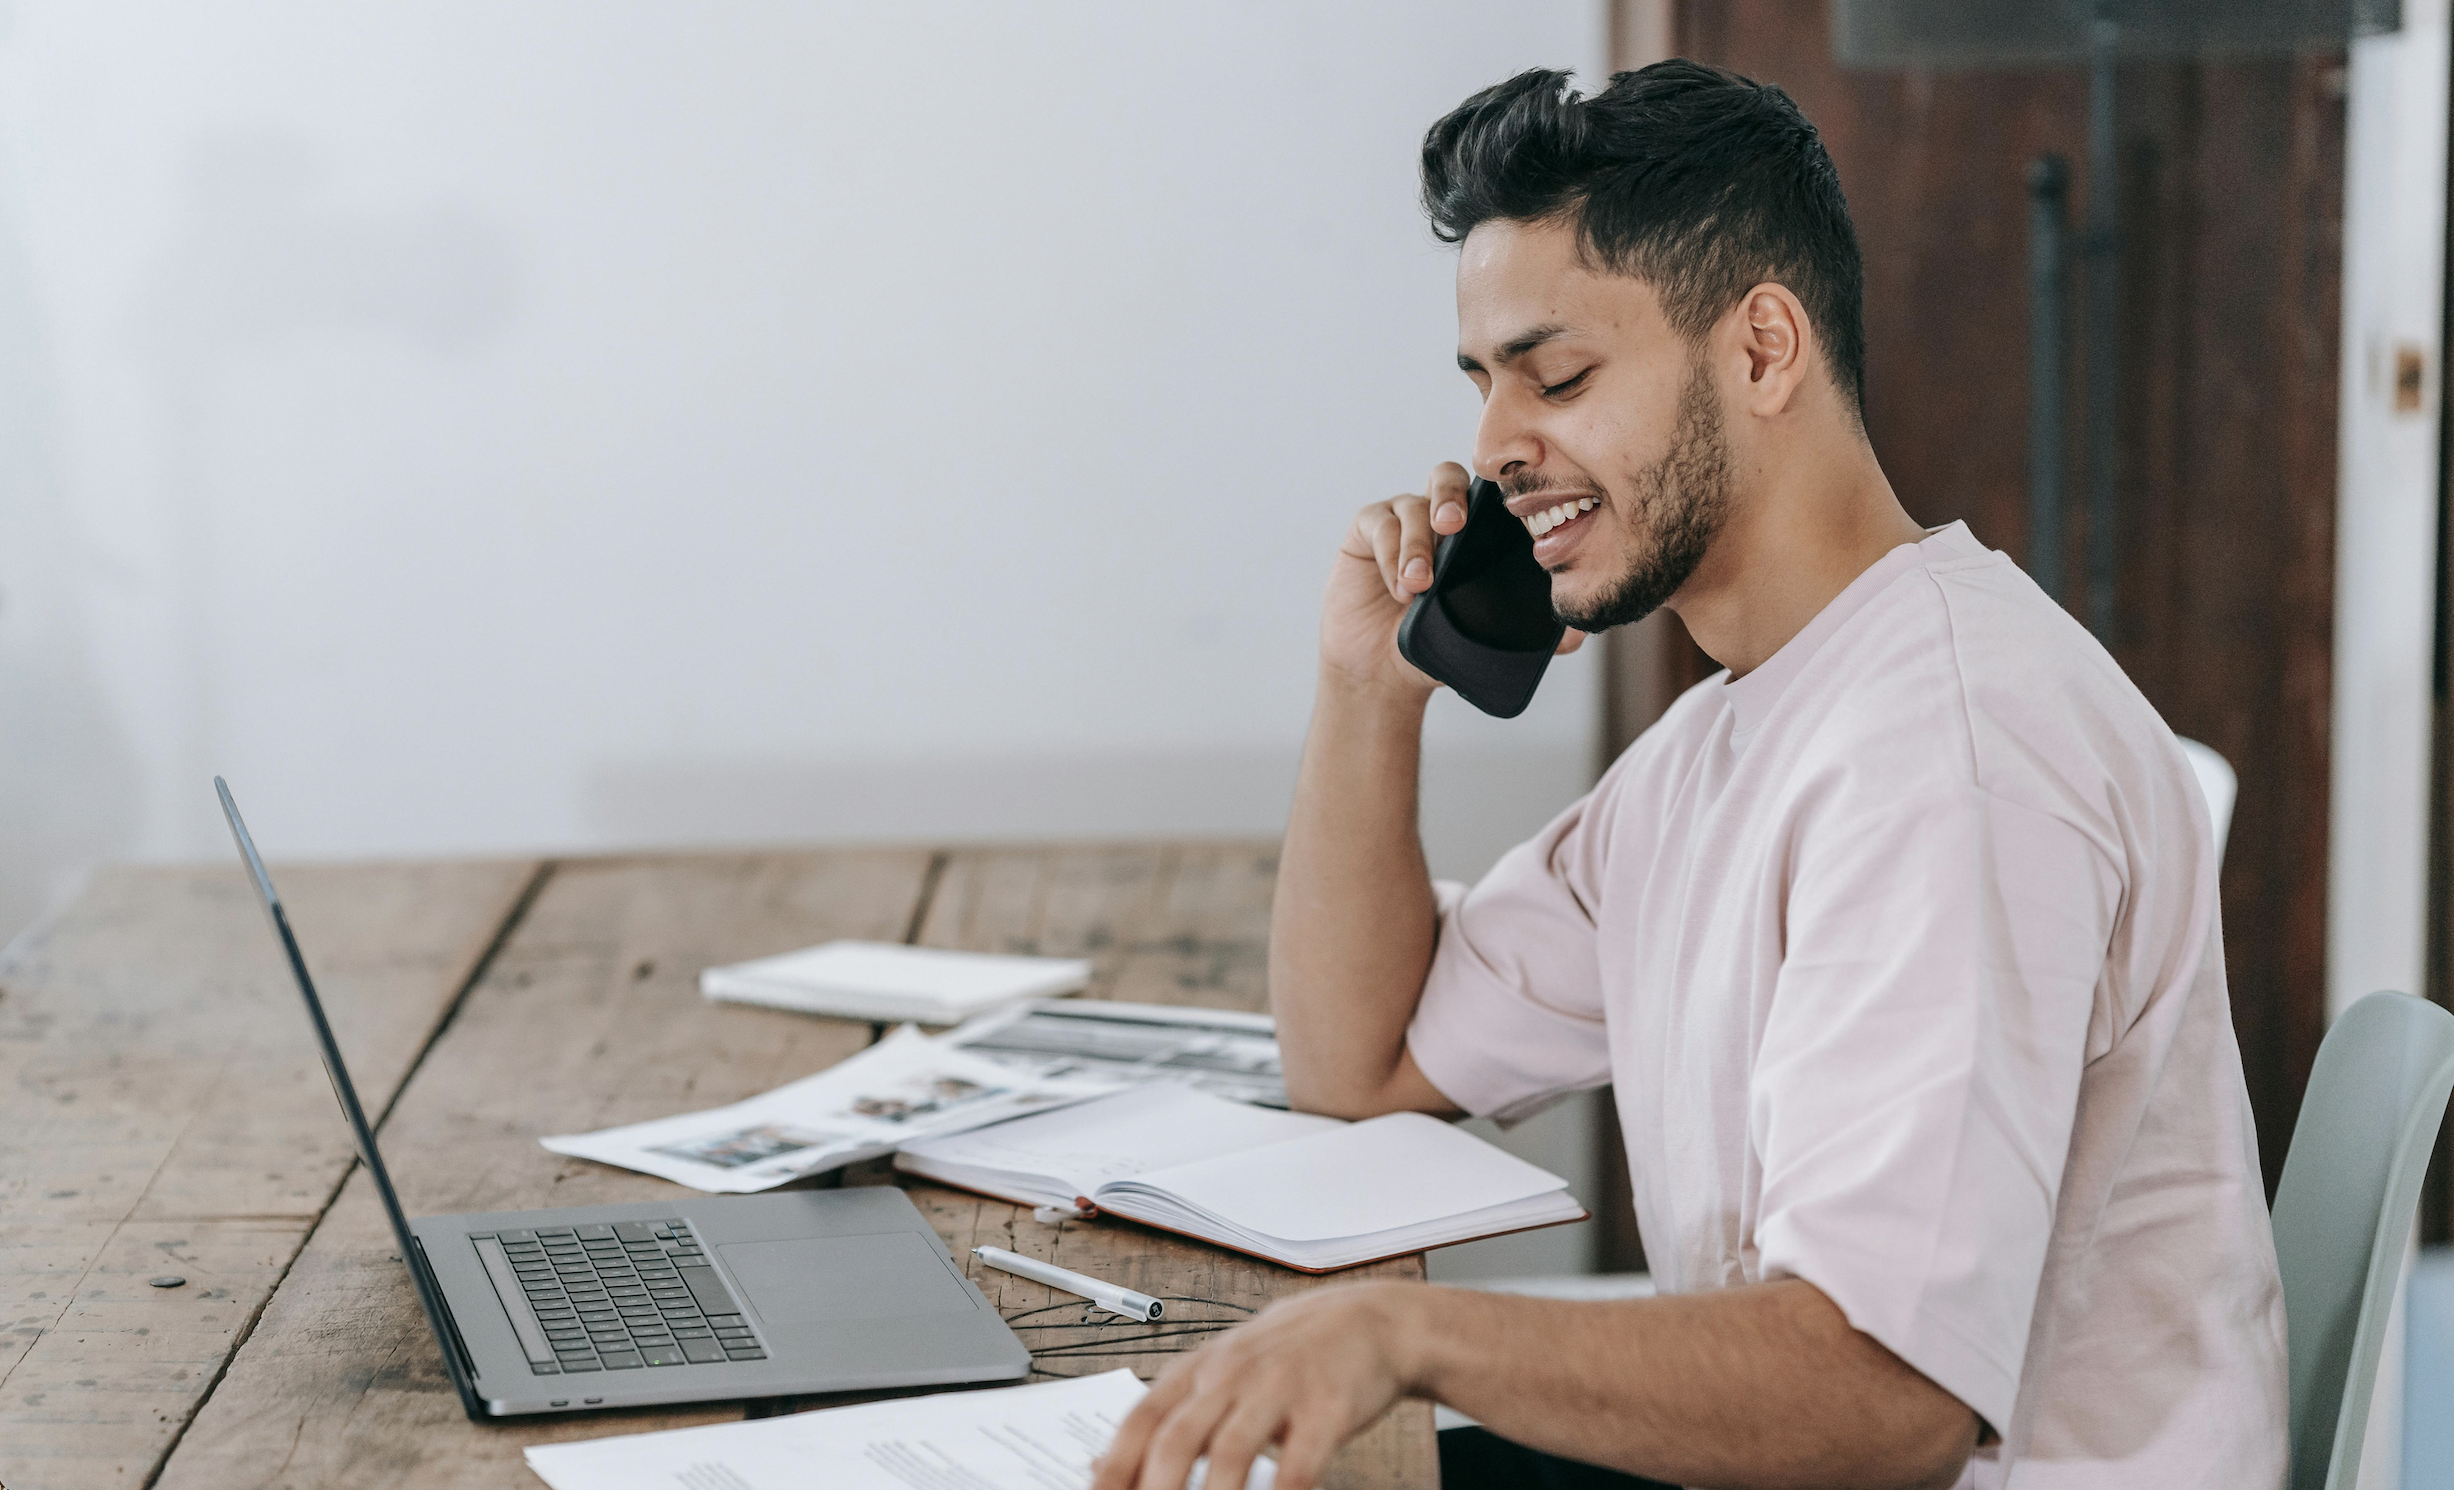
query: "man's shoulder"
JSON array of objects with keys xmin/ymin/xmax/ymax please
[
  {"xmin": 1919, "ymin": 549, "xmax": 2176, "ymax": 775},
  {"xmin": 1593, "ymin": 530, "xmax": 2199, "ymax": 835},
  {"xmin": 1806, "ymin": 542, "xmax": 2197, "ymax": 837},
  {"xmin": 1842, "ymin": 534, "xmax": 2114, "ymax": 692}
]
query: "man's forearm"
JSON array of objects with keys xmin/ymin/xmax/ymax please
[
  {"xmin": 1398, "ymin": 1280, "xmax": 1975, "ymax": 1490},
  {"xmin": 1269, "ymin": 672, "xmax": 1447, "ymax": 1117}
]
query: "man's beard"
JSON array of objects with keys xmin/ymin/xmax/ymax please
[{"xmin": 1550, "ymin": 359, "xmax": 1732, "ymax": 634}]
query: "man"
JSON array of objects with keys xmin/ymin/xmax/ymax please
[{"xmin": 1091, "ymin": 61, "xmax": 2285, "ymax": 1490}]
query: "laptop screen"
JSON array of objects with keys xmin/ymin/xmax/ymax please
[{"xmin": 215, "ymin": 776, "xmax": 482, "ymax": 1417}]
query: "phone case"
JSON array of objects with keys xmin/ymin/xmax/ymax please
[{"xmin": 1395, "ymin": 478, "xmax": 1566, "ymax": 718}]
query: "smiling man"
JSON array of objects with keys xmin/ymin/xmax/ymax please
[{"xmin": 1090, "ymin": 60, "xmax": 2285, "ymax": 1490}]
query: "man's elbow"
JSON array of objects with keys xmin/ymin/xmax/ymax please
[
  {"xmin": 1868, "ymin": 1398, "xmax": 1977, "ymax": 1490},
  {"xmin": 1281, "ymin": 1047, "xmax": 1462, "ymax": 1122},
  {"xmin": 1281, "ymin": 1069, "xmax": 1402, "ymax": 1121},
  {"xmin": 1785, "ymin": 1281, "xmax": 1977, "ymax": 1490}
]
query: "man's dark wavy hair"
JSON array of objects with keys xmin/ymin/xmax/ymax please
[{"xmin": 1421, "ymin": 60, "xmax": 1866, "ymax": 418}]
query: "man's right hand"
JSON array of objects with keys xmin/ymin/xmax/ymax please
[{"xmin": 1320, "ymin": 462, "xmax": 1474, "ymax": 697}]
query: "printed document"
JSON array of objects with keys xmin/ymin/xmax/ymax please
[
  {"xmin": 540, "ymin": 1026, "xmax": 1120, "ymax": 1193},
  {"xmin": 521, "ymin": 1369, "xmax": 1274, "ymax": 1490},
  {"xmin": 943, "ymin": 999, "xmax": 1287, "ymax": 1106}
]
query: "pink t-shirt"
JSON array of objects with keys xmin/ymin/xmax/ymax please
[{"xmin": 1408, "ymin": 522, "xmax": 2286, "ymax": 1488}]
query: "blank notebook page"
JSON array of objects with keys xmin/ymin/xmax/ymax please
[
  {"xmin": 903, "ymin": 1086, "xmax": 1335, "ymax": 1195},
  {"xmin": 1126, "ymin": 1110, "xmax": 1567, "ymax": 1242}
]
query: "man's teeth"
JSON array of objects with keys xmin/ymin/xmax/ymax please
[{"xmin": 1525, "ymin": 497, "xmax": 1598, "ymax": 536}]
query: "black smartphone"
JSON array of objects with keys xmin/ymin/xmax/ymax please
[{"xmin": 1396, "ymin": 477, "xmax": 1565, "ymax": 718}]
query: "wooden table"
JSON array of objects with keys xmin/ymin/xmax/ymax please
[{"xmin": 0, "ymin": 843, "xmax": 1436, "ymax": 1489}]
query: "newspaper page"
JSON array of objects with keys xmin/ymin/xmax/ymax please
[
  {"xmin": 942, "ymin": 999, "xmax": 1287, "ymax": 1107},
  {"xmin": 523, "ymin": 1368, "xmax": 1272, "ymax": 1490},
  {"xmin": 539, "ymin": 1026, "xmax": 1121, "ymax": 1193}
]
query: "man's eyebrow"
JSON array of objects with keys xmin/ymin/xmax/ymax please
[{"xmin": 1455, "ymin": 323, "xmax": 1574, "ymax": 374}]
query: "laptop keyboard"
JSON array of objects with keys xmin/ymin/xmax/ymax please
[{"xmin": 471, "ymin": 1219, "xmax": 768, "ymax": 1375}]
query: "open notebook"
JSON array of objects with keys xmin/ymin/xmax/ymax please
[{"xmin": 893, "ymin": 1085, "xmax": 1584, "ymax": 1272}]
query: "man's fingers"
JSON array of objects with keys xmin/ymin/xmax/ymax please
[
  {"xmin": 1090, "ymin": 1369, "xmax": 1193, "ymax": 1490},
  {"xmin": 1368, "ymin": 500, "xmax": 1432, "ymax": 605},
  {"xmin": 1339, "ymin": 501, "xmax": 1391, "ymax": 562},
  {"xmin": 1363, "ymin": 494, "xmax": 1441, "ymax": 603},
  {"xmin": 1200, "ymin": 1395, "xmax": 1290, "ymax": 1490},
  {"xmin": 1556, "ymin": 627, "xmax": 1587, "ymax": 656},
  {"xmin": 1135, "ymin": 1379, "xmax": 1237, "ymax": 1490},
  {"xmin": 1339, "ymin": 468, "xmax": 1466, "ymax": 604},
  {"xmin": 1268, "ymin": 1414, "xmax": 1346, "ymax": 1490},
  {"xmin": 1427, "ymin": 462, "xmax": 1471, "ymax": 533},
  {"xmin": 1366, "ymin": 508, "xmax": 1404, "ymax": 601},
  {"xmin": 1392, "ymin": 496, "xmax": 1436, "ymax": 597}
]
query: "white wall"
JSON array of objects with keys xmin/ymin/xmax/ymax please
[
  {"xmin": 2331, "ymin": 4, "xmax": 2450, "ymax": 1485},
  {"xmin": 0, "ymin": 1, "xmax": 1609, "ymax": 939}
]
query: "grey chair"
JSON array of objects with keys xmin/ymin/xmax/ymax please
[{"xmin": 2271, "ymin": 989, "xmax": 2454, "ymax": 1490}]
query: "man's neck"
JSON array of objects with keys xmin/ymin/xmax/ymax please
[{"xmin": 1667, "ymin": 440, "xmax": 1924, "ymax": 679}]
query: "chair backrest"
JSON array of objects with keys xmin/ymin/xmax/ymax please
[
  {"xmin": 2176, "ymin": 736, "xmax": 2237, "ymax": 863},
  {"xmin": 2270, "ymin": 990, "xmax": 2454, "ymax": 1490}
]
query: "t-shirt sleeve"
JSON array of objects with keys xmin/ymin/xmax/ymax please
[
  {"xmin": 1753, "ymin": 785, "xmax": 2116, "ymax": 1434},
  {"xmin": 1406, "ymin": 794, "xmax": 1613, "ymax": 1122}
]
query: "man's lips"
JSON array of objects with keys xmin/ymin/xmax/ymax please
[{"xmin": 1506, "ymin": 492, "xmax": 1603, "ymax": 541}]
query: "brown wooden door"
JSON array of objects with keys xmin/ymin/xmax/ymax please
[{"xmin": 1594, "ymin": 3, "xmax": 2344, "ymax": 1254}]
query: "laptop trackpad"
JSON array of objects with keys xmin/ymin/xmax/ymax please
[{"xmin": 718, "ymin": 1232, "xmax": 979, "ymax": 1325}]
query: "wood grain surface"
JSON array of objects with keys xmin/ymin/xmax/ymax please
[
  {"xmin": 29, "ymin": 844, "xmax": 1431, "ymax": 1490},
  {"xmin": 904, "ymin": 843, "xmax": 1435, "ymax": 1489},
  {"xmin": 14, "ymin": 844, "xmax": 1433, "ymax": 1490},
  {"xmin": 152, "ymin": 850, "xmax": 934, "ymax": 1486},
  {"xmin": 919, "ymin": 841, "xmax": 1280, "ymax": 1012},
  {"xmin": 0, "ymin": 859, "xmax": 544, "ymax": 1490}
]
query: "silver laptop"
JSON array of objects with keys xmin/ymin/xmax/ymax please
[{"xmin": 217, "ymin": 777, "xmax": 1031, "ymax": 1417}]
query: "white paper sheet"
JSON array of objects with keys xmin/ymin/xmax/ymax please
[
  {"xmin": 539, "ymin": 1026, "xmax": 1121, "ymax": 1193},
  {"xmin": 521, "ymin": 1369, "xmax": 1273, "ymax": 1490}
]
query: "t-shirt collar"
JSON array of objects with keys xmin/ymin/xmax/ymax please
[{"xmin": 1721, "ymin": 520, "xmax": 1981, "ymax": 744}]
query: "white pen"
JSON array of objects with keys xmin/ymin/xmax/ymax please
[{"xmin": 972, "ymin": 1245, "xmax": 1164, "ymax": 1322}]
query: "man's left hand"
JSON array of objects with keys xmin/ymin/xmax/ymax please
[{"xmin": 1089, "ymin": 1280, "xmax": 1426, "ymax": 1490}]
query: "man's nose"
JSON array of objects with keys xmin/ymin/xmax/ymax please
[{"xmin": 1471, "ymin": 389, "xmax": 1544, "ymax": 482}]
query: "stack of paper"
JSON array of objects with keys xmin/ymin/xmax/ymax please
[
  {"xmin": 540, "ymin": 1027, "xmax": 1119, "ymax": 1192},
  {"xmin": 944, "ymin": 998, "xmax": 1288, "ymax": 1106},
  {"xmin": 701, "ymin": 940, "xmax": 1091, "ymax": 1024},
  {"xmin": 522, "ymin": 1368, "xmax": 1264, "ymax": 1490}
]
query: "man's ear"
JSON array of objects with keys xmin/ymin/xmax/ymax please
[{"xmin": 1729, "ymin": 282, "xmax": 1813, "ymax": 418}]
